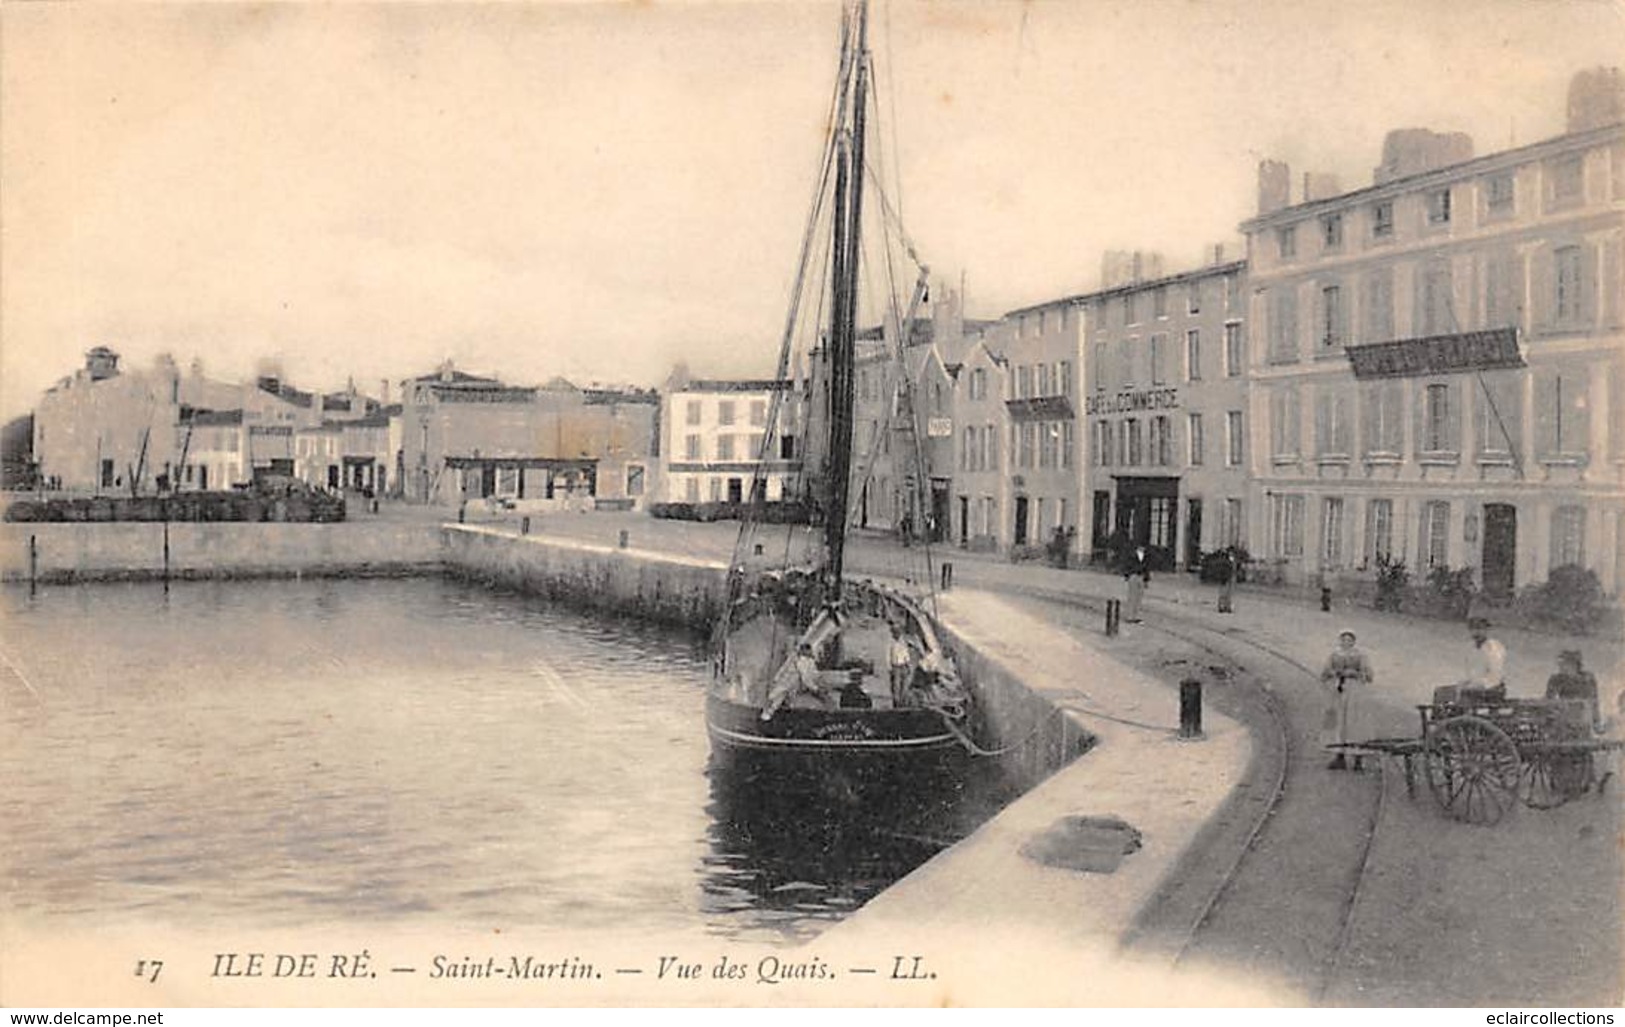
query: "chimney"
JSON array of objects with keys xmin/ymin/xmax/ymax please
[
  {"xmin": 1211, "ymin": 243, "xmax": 1226, "ymax": 265},
  {"xmin": 380, "ymin": 379, "xmax": 390, "ymax": 405},
  {"xmin": 1258, "ymin": 159, "xmax": 1291, "ymax": 215},
  {"xmin": 1567, "ymin": 66, "xmax": 1625, "ymax": 134},
  {"xmin": 84, "ymin": 346, "xmax": 121, "ymax": 381},
  {"xmin": 1373, "ymin": 129, "xmax": 1473, "ymax": 185}
]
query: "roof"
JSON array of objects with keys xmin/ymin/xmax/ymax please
[
  {"xmin": 583, "ymin": 387, "xmax": 660, "ymax": 406},
  {"xmin": 1003, "ymin": 259, "xmax": 1248, "ymax": 317},
  {"xmin": 680, "ymin": 379, "xmax": 794, "ymax": 393},
  {"xmin": 408, "ymin": 368, "xmax": 500, "ymax": 385},
  {"xmin": 348, "ymin": 410, "xmax": 393, "ymax": 428},
  {"xmin": 183, "ymin": 408, "xmax": 244, "ymax": 427}
]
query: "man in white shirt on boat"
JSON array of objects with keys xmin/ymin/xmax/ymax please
[{"xmin": 762, "ymin": 641, "xmax": 836, "ymax": 719}]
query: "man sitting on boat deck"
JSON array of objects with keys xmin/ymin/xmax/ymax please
[{"xmin": 761, "ymin": 641, "xmax": 840, "ymax": 720}]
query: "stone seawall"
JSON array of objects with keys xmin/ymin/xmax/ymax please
[
  {"xmin": 443, "ymin": 525, "xmax": 1090, "ymax": 789},
  {"xmin": 442, "ymin": 525, "xmax": 731, "ymax": 633},
  {"xmin": 0, "ymin": 521, "xmax": 444, "ymax": 583}
]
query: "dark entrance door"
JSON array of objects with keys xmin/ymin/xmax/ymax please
[
  {"xmin": 727, "ymin": 477, "xmax": 743, "ymax": 504},
  {"xmin": 1092, "ymin": 490, "xmax": 1112, "ymax": 562},
  {"xmin": 1185, "ymin": 497, "xmax": 1204, "ymax": 570},
  {"xmin": 1013, "ymin": 496, "xmax": 1029, "ymax": 546},
  {"xmin": 1482, "ymin": 503, "xmax": 1517, "ymax": 597},
  {"xmin": 1114, "ymin": 476, "xmax": 1180, "ymax": 571},
  {"xmin": 480, "ymin": 465, "xmax": 497, "ymax": 498},
  {"xmin": 930, "ymin": 481, "xmax": 950, "ymax": 543},
  {"xmin": 958, "ymin": 496, "xmax": 969, "ymax": 546}
]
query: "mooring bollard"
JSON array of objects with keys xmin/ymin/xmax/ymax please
[
  {"xmin": 521, "ymin": 516, "xmax": 531, "ymax": 535},
  {"xmin": 1321, "ymin": 585, "xmax": 1332, "ymax": 612},
  {"xmin": 28, "ymin": 533, "xmax": 37, "ymax": 595},
  {"xmin": 618, "ymin": 529, "xmax": 630, "ymax": 549},
  {"xmin": 940, "ymin": 562, "xmax": 953, "ymax": 591},
  {"xmin": 1179, "ymin": 677, "xmax": 1204, "ymax": 739},
  {"xmin": 1105, "ymin": 598, "xmax": 1121, "ymax": 636}
]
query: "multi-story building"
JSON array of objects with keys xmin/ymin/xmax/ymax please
[
  {"xmin": 660, "ymin": 374, "xmax": 800, "ymax": 505},
  {"xmin": 1241, "ymin": 68, "xmax": 1625, "ymax": 595},
  {"xmin": 1082, "ymin": 256, "xmax": 1251, "ymax": 570},
  {"xmin": 981, "ymin": 295, "xmax": 1085, "ymax": 554},
  {"xmin": 949, "ymin": 335, "xmax": 1009, "ymax": 550}
]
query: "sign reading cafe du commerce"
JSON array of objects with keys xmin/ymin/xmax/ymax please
[
  {"xmin": 1344, "ymin": 327, "xmax": 1526, "ymax": 380},
  {"xmin": 1084, "ymin": 387, "xmax": 1180, "ymax": 416}
]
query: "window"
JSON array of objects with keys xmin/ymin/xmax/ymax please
[
  {"xmin": 1224, "ymin": 323, "xmax": 1243, "ymax": 376},
  {"xmin": 1417, "ymin": 262, "xmax": 1455, "ymax": 336},
  {"xmin": 1016, "ymin": 365, "xmax": 1032, "ymax": 399},
  {"xmin": 1322, "ymin": 498, "xmax": 1345, "ymax": 569},
  {"xmin": 1551, "ymin": 506, "xmax": 1586, "ymax": 568},
  {"xmin": 1223, "ymin": 498, "xmax": 1244, "ymax": 547},
  {"xmin": 685, "ymin": 400, "xmax": 701, "ymax": 426},
  {"xmin": 1126, "ymin": 418, "xmax": 1143, "ymax": 466},
  {"xmin": 1322, "ymin": 213, "xmax": 1343, "ymax": 251},
  {"xmin": 1536, "ymin": 369, "xmax": 1590, "ymax": 459},
  {"xmin": 1059, "ymin": 361, "xmax": 1073, "ymax": 396},
  {"xmin": 780, "ymin": 434, "xmax": 796, "ymax": 459},
  {"xmin": 684, "ymin": 434, "xmax": 701, "ymax": 460},
  {"xmin": 1421, "ymin": 501, "xmax": 1450, "ymax": 569},
  {"xmin": 1316, "ymin": 390, "xmax": 1350, "ymax": 456},
  {"xmin": 1019, "ymin": 424, "xmax": 1035, "ymax": 468},
  {"xmin": 1188, "ymin": 413, "xmax": 1204, "ymax": 466},
  {"xmin": 1320, "ymin": 284, "xmax": 1345, "ymax": 349},
  {"xmin": 1476, "ymin": 374, "xmax": 1521, "ymax": 460},
  {"xmin": 1277, "ymin": 226, "xmax": 1297, "ymax": 260},
  {"xmin": 1268, "ymin": 288, "xmax": 1298, "ymax": 363},
  {"xmin": 970, "ymin": 367, "xmax": 987, "ymax": 400},
  {"xmin": 1367, "ymin": 499, "xmax": 1394, "ymax": 564},
  {"xmin": 1426, "ymin": 188, "xmax": 1452, "ymax": 225},
  {"xmin": 1364, "ymin": 381, "xmax": 1403, "ymax": 455},
  {"xmin": 1036, "ymin": 363, "xmax": 1052, "ymax": 397},
  {"xmin": 1271, "ymin": 493, "xmax": 1305, "ymax": 557},
  {"xmin": 626, "ymin": 465, "xmax": 645, "ymax": 496},
  {"xmin": 1226, "ymin": 411, "xmax": 1244, "ymax": 467},
  {"xmin": 1483, "ymin": 250, "xmax": 1523, "ymax": 329},
  {"xmin": 1270, "ymin": 389, "xmax": 1300, "ymax": 459},
  {"xmin": 1186, "ymin": 329, "xmax": 1202, "ymax": 381},
  {"xmin": 1372, "ymin": 201, "xmax": 1394, "ymax": 238},
  {"xmin": 1149, "ymin": 333, "xmax": 1167, "ymax": 385},
  {"xmin": 1549, "ymin": 156, "xmax": 1584, "ymax": 208},
  {"xmin": 1124, "ymin": 293, "xmax": 1138, "ymax": 325},
  {"xmin": 1039, "ymin": 421, "xmax": 1058, "ymax": 469},
  {"xmin": 1117, "ymin": 337, "xmax": 1136, "ymax": 388},
  {"xmin": 717, "ymin": 401, "xmax": 735, "ymax": 426},
  {"xmin": 985, "ymin": 424, "xmax": 998, "ymax": 469},
  {"xmin": 1423, "ymin": 383, "xmax": 1454, "ymax": 452},
  {"xmin": 1486, "ymin": 173, "xmax": 1515, "ymax": 216},
  {"xmin": 1554, "ymin": 245, "xmax": 1584, "ymax": 325},
  {"xmin": 749, "ymin": 400, "xmax": 767, "ymax": 427},
  {"xmin": 1224, "ymin": 272, "xmax": 1240, "ymax": 313},
  {"xmin": 1153, "ymin": 286, "xmax": 1168, "ymax": 318},
  {"xmin": 1062, "ymin": 422, "xmax": 1075, "ymax": 468},
  {"xmin": 961, "ymin": 428, "xmax": 973, "ymax": 471},
  {"xmin": 1187, "ymin": 281, "xmax": 1202, "ymax": 315},
  {"xmin": 684, "ymin": 477, "xmax": 700, "ymax": 502},
  {"xmin": 716, "ymin": 434, "xmax": 736, "ymax": 461},
  {"xmin": 1151, "ymin": 416, "xmax": 1171, "ymax": 466},
  {"xmin": 1361, "ymin": 268, "xmax": 1394, "ymax": 343},
  {"xmin": 1093, "ymin": 343, "xmax": 1107, "ymax": 391},
  {"xmin": 1098, "ymin": 421, "xmax": 1114, "ymax": 467},
  {"xmin": 708, "ymin": 477, "xmax": 722, "ymax": 502}
]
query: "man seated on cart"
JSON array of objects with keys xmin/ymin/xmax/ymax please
[{"xmin": 1458, "ymin": 615, "xmax": 1507, "ymax": 702}]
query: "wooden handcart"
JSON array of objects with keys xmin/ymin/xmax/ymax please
[{"xmin": 1333, "ymin": 686, "xmax": 1621, "ymax": 826}]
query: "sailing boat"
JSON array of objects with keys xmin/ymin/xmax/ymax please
[{"xmin": 705, "ymin": 0, "xmax": 971, "ymax": 791}]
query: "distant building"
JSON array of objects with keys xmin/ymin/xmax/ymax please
[
  {"xmin": 1240, "ymin": 68, "xmax": 1625, "ymax": 594},
  {"xmin": 948, "ymin": 335, "xmax": 1009, "ymax": 551},
  {"xmin": 1082, "ymin": 258, "xmax": 1250, "ymax": 570},
  {"xmin": 660, "ymin": 374, "xmax": 800, "ymax": 505}
]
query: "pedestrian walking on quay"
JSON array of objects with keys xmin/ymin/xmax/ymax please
[
  {"xmin": 1217, "ymin": 549, "xmax": 1236, "ymax": 614},
  {"xmin": 1123, "ymin": 545, "xmax": 1150, "ymax": 624},
  {"xmin": 1320, "ymin": 627, "xmax": 1375, "ymax": 771}
]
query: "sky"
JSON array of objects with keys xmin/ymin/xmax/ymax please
[{"xmin": 3, "ymin": 0, "xmax": 1622, "ymax": 418}]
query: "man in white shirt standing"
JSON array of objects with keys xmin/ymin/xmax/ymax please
[{"xmin": 1463, "ymin": 615, "xmax": 1507, "ymax": 698}]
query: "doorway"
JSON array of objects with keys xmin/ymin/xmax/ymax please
[
  {"xmin": 1014, "ymin": 496, "xmax": 1029, "ymax": 546},
  {"xmin": 1481, "ymin": 503, "xmax": 1517, "ymax": 597},
  {"xmin": 958, "ymin": 495, "xmax": 969, "ymax": 546},
  {"xmin": 1185, "ymin": 497, "xmax": 1204, "ymax": 570},
  {"xmin": 1113, "ymin": 476, "xmax": 1180, "ymax": 571}
]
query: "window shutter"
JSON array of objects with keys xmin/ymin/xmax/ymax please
[
  {"xmin": 1605, "ymin": 237, "xmax": 1625, "ymax": 329},
  {"xmin": 1531, "ymin": 247, "xmax": 1555, "ymax": 331},
  {"xmin": 1447, "ymin": 382, "xmax": 1462, "ymax": 452},
  {"xmin": 1581, "ymin": 240, "xmax": 1600, "ymax": 328}
]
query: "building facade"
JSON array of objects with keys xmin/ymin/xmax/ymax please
[
  {"xmin": 660, "ymin": 377, "xmax": 800, "ymax": 505},
  {"xmin": 1083, "ymin": 259, "xmax": 1251, "ymax": 570},
  {"xmin": 949, "ymin": 336, "xmax": 1009, "ymax": 551},
  {"xmin": 1241, "ymin": 84, "xmax": 1624, "ymax": 594}
]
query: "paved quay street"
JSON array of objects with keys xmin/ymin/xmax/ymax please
[{"xmin": 496, "ymin": 509, "xmax": 1622, "ymax": 1005}]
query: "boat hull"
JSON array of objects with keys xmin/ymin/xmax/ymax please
[{"xmin": 705, "ymin": 694, "xmax": 966, "ymax": 804}]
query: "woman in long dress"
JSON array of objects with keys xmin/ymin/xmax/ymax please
[{"xmin": 1320, "ymin": 628, "xmax": 1375, "ymax": 770}]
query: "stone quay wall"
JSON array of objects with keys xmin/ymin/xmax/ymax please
[{"xmin": 0, "ymin": 521, "xmax": 444, "ymax": 584}]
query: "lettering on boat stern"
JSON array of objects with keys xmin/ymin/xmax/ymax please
[
  {"xmin": 809, "ymin": 720, "xmax": 878, "ymax": 741},
  {"xmin": 1019, "ymin": 814, "xmax": 1143, "ymax": 874}
]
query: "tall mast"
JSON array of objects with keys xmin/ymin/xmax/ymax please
[{"xmin": 822, "ymin": 0, "xmax": 870, "ymax": 597}]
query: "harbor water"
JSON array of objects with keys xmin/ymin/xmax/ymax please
[{"xmin": 0, "ymin": 578, "xmax": 1016, "ymax": 943}]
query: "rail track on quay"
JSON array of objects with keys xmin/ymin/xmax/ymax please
[{"xmin": 978, "ymin": 582, "xmax": 1391, "ymax": 1002}]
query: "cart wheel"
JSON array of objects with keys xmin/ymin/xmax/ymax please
[
  {"xmin": 1426, "ymin": 715, "xmax": 1520, "ymax": 825},
  {"xmin": 1519, "ymin": 753, "xmax": 1572, "ymax": 809}
]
